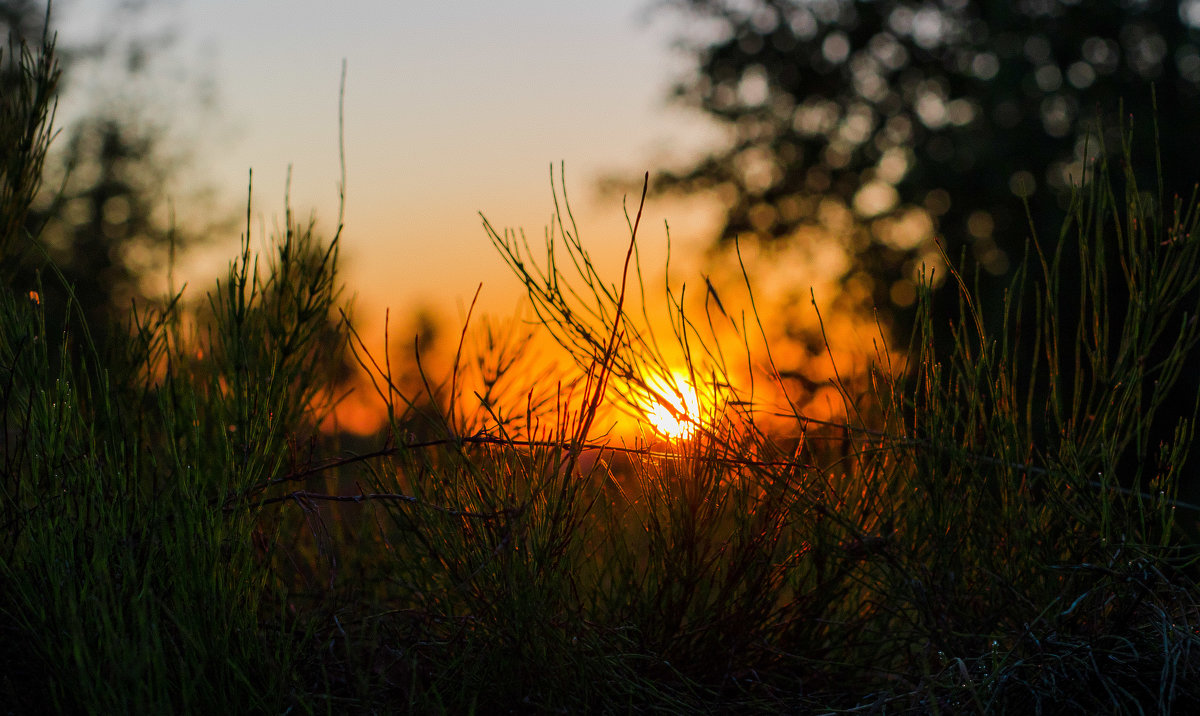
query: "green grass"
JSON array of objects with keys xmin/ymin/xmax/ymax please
[{"xmin": 4, "ymin": 32, "xmax": 1200, "ymax": 715}]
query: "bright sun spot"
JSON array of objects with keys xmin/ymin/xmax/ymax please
[{"xmin": 643, "ymin": 371, "xmax": 702, "ymax": 440}]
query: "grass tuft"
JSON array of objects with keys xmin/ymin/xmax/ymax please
[{"xmin": 2, "ymin": 33, "xmax": 1199, "ymax": 714}]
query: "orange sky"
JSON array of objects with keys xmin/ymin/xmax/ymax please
[
  {"xmin": 54, "ymin": 1, "xmax": 727, "ymax": 326},
  {"xmin": 48, "ymin": 1, "xmax": 897, "ymax": 439}
]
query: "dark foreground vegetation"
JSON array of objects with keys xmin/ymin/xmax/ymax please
[{"xmin": 4, "ymin": 32, "xmax": 1200, "ymax": 715}]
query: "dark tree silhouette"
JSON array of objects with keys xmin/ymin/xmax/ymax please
[
  {"xmin": 3, "ymin": 1, "xmax": 209, "ymax": 349},
  {"xmin": 654, "ymin": 0, "xmax": 1200, "ymax": 322},
  {"xmin": 34, "ymin": 116, "xmax": 181, "ymax": 323},
  {"xmin": 4, "ymin": 4, "xmax": 364, "ymax": 441}
]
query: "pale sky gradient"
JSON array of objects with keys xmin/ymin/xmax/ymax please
[{"xmin": 54, "ymin": 0, "xmax": 727, "ymax": 325}]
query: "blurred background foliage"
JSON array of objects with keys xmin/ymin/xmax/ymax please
[
  {"xmin": 639, "ymin": 0, "xmax": 1200, "ymax": 498},
  {"xmin": 2, "ymin": 0, "xmax": 218, "ymax": 352},
  {"xmin": 650, "ymin": 0, "xmax": 1200, "ymax": 329}
]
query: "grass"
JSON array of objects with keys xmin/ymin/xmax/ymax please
[{"xmin": 4, "ymin": 32, "xmax": 1200, "ymax": 715}]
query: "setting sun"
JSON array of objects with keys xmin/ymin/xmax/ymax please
[{"xmin": 643, "ymin": 370, "xmax": 702, "ymax": 440}]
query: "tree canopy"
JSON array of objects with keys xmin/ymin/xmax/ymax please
[{"xmin": 656, "ymin": 0, "xmax": 1200, "ymax": 319}]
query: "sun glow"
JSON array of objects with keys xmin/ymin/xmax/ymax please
[{"xmin": 643, "ymin": 370, "xmax": 702, "ymax": 440}]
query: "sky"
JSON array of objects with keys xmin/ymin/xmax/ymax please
[
  {"xmin": 39, "ymin": 0, "xmax": 911, "ymax": 437},
  {"xmin": 54, "ymin": 0, "xmax": 728, "ymax": 326}
]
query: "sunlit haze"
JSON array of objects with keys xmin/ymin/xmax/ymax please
[
  {"xmin": 43, "ymin": 0, "xmax": 900, "ymax": 439},
  {"xmin": 53, "ymin": 0, "xmax": 725, "ymax": 324}
]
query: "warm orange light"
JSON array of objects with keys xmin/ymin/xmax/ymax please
[{"xmin": 643, "ymin": 370, "xmax": 702, "ymax": 440}]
